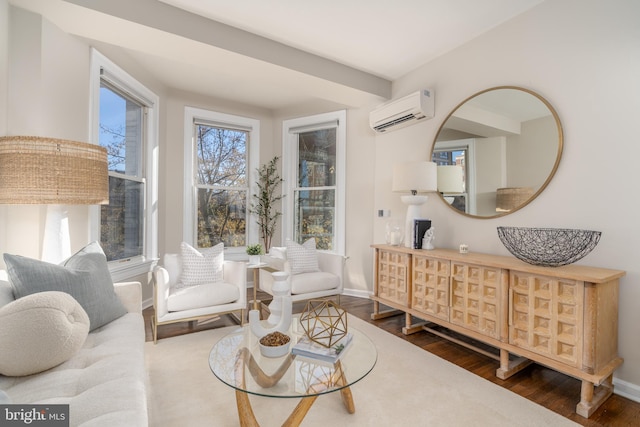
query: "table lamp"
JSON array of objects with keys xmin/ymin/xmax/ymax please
[
  {"xmin": 0, "ymin": 136, "xmax": 109, "ymax": 262},
  {"xmin": 392, "ymin": 161, "xmax": 437, "ymax": 248},
  {"xmin": 437, "ymin": 165, "xmax": 464, "ymax": 204}
]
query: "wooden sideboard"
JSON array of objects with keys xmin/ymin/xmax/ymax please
[{"xmin": 370, "ymin": 244, "xmax": 626, "ymax": 418}]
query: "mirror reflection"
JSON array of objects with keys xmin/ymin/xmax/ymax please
[{"xmin": 432, "ymin": 86, "xmax": 563, "ymax": 218}]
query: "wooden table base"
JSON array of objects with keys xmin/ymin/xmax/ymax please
[{"xmin": 234, "ymin": 348, "xmax": 355, "ymax": 426}]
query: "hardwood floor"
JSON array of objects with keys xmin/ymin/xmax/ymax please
[{"xmin": 143, "ymin": 292, "xmax": 640, "ymax": 426}]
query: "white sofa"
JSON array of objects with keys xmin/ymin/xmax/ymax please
[{"xmin": 0, "ymin": 278, "xmax": 148, "ymax": 426}]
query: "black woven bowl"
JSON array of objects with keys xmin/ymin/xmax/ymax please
[{"xmin": 496, "ymin": 227, "xmax": 601, "ymax": 267}]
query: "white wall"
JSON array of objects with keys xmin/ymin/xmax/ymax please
[
  {"xmin": 0, "ymin": 0, "xmax": 8, "ymax": 135},
  {"xmin": 372, "ymin": 0, "xmax": 640, "ymax": 393}
]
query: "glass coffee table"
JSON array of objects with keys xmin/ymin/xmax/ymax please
[{"xmin": 209, "ymin": 317, "xmax": 377, "ymax": 426}]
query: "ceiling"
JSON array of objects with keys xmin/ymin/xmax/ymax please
[{"xmin": 9, "ymin": 0, "xmax": 544, "ymax": 110}]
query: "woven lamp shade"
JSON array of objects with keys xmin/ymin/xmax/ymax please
[
  {"xmin": 0, "ymin": 136, "xmax": 109, "ymax": 205},
  {"xmin": 495, "ymin": 187, "xmax": 534, "ymax": 212}
]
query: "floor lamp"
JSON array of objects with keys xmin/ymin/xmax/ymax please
[
  {"xmin": 392, "ymin": 161, "xmax": 437, "ymax": 248},
  {"xmin": 0, "ymin": 136, "xmax": 109, "ymax": 263}
]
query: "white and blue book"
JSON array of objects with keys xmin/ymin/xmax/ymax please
[{"xmin": 291, "ymin": 332, "xmax": 354, "ymax": 363}]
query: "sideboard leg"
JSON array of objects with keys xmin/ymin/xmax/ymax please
[
  {"xmin": 496, "ymin": 349, "xmax": 532, "ymax": 379},
  {"xmin": 370, "ymin": 300, "xmax": 404, "ymax": 320},
  {"xmin": 576, "ymin": 375, "xmax": 614, "ymax": 418}
]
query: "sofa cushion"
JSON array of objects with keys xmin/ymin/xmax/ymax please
[
  {"xmin": 3, "ymin": 241, "xmax": 127, "ymax": 331},
  {"xmin": 167, "ymin": 282, "xmax": 240, "ymax": 312},
  {"xmin": 0, "ymin": 291, "xmax": 90, "ymax": 376},
  {"xmin": 178, "ymin": 242, "xmax": 224, "ymax": 289},
  {"xmin": 290, "ymin": 271, "xmax": 340, "ymax": 295},
  {"xmin": 286, "ymin": 239, "xmax": 320, "ymax": 275}
]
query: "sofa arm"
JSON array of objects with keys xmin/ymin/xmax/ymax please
[
  {"xmin": 152, "ymin": 266, "xmax": 171, "ymax": 318},
  {"xmin": 317, "ymin": 252, "xmax": 345, "ymax": 283},
  {"xmin": 114, "ymin": 281, "xmax": 142, "ymax": 314}
]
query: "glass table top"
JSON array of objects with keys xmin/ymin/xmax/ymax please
[{"xmin": 209, "ymin": 316, "xmax": 377, "ymax": 399}]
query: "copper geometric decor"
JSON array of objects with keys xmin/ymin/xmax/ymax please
[{"xmin": 300, "ymin": 299, "xmax": 348, "ymax": 348}]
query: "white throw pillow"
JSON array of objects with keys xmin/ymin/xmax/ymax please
[
  {"xmin": 178, "ymin": 242, "xmax": 224, "ymax": 289},
  {"xmin": 285, "ymin": 238, "xmax": 320, "ymax": 275},
  {"xmin": 269, "ymin": 247, "xmax": 287, "ymax": 260},
  {"xmin": 0, "ymin": 291, "xmax": 90, "ymax": 376}
]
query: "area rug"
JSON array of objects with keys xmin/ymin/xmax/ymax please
[{"xmin": 145, "ymin": 315, "xmax": 579, "ymax": 427}]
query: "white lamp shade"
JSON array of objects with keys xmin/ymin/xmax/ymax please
[
  {"xmin": 437, "ymin": 165, "xmax": 464, "ymax": 193},
  {"xmin": 392, "ymin": 161, "xmax": 437, "ymax": 193}
]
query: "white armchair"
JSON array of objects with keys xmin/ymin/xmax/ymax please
[
  {"xmin": 152, "ymin": 253, "xmax": 247, "ymax": 343},
  {"xmin": 259, "ymin": 250, "xmax": 345, "ymax": 303}
]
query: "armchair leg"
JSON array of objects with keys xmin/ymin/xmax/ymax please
[{"xmin": 152, "ymin": 317, "xmax": 158, "ymax": 344}]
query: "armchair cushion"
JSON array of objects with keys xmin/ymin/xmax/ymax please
[
  {"xmin": 167, "ymin": 282, "xmax": 240, "ymax": 312},
  {"xmin": 290, "ymin": 272, "xmax": 340, "ymax": 294},
  {"xmin": 285, "ymin": 239, "xmax": 320, "ymax": 275},
  {"xmin": 3, "ymin": 242, "xmax": 127, "ymax": 331},
  {"xmin": 178, "ymin": 242, "xmax": 224, "ymax": 288}
]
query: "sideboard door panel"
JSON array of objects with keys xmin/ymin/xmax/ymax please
[
  {"xmin": 509, "ymin": 271, "xmax": 584, "ymax": 368},
  {"xmin": 377, "ymin": 250, "xmax": 411, "ymax": 307},
  {"xmin": 450, "ymin": 262, "xmax": 502, "ymax": 339},
  {"xmin": 412, "ymin": 255, "xmax": 449, "ymax": 320}
]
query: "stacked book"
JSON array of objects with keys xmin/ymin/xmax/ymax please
[
  {"xmin": 413, "ymin": 219, "xmax": 432, "ymax": 249},
  {"xmin": 291, "ymin": 332, "xmax": 354, "ymax": 363}
]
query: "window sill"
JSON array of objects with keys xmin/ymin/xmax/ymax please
[{"xmin": 109, "ymin": 258, "xmax": 158, "ymax": 283}]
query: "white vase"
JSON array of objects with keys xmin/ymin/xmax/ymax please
[
  {"xmin": 249, "ymin": 255, "xmax": 261, "ymax": 265},
  {"xmin": 267, "ymin": 272, "xmax": 291, "ymax": 327},
  {"xmin": 249, "ymin": 271, "xmax": 292, "ymax": 337}
]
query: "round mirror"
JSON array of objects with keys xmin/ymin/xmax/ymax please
[{"xmin": 431, "ymin": 86, "xmax": 563, "ymax": 218}]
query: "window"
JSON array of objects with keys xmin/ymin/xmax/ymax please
[
  {"xmin": 283, "ymin": 111, "xmax": 346, "ymax": 254},
  {"xmin": 432, "ymin": 139, "xmax": 476, "ymax": 214},
  {"xmin": 90, "ymin": 49, "xmax": 158, "ymax": 281},
  {"xmin": 99, "ymin": 82, "xmax": 145, "ymax": 260},
  {"xmin": 184, "ymin": 108, "xmax": 259, "ymax": 257}
]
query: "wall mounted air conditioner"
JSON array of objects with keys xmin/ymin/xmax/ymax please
[{"xmin": 369, "ymin": 89, "xmax": 434, "ymax": 133}]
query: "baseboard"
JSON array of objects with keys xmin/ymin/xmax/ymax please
[
  {"xmin": 614, "ymin": 377, "xmax": 640, "ymax": 403},
  {"xmin": 342, "ymin": 288, "xmax": 372, "ymax": 299},
  {"xmin": 142, "ymin": 297, "xmax": 153, "ymax": 310}
]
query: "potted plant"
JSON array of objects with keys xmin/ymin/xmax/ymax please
[
  {"xmin": 246, "ymin": 244, "xmax": 264, "ymax": 265},
  {"xmin": 250, "ymin": 156, "xmax": 284, "ymax": 252}
]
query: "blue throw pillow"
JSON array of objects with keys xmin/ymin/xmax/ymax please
[{"xmin": 3, "ymin": 242, "xmax": 127, "ymax": 331}]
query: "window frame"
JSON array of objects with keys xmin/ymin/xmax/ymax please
[
  {"xmin": 432, "ymin": 138, "xmax": 477, "ymax": 215},
  {"xmin": 183, "ymin": 107, "xmax": 259, "ymax": 259},
  {"xmin": 89, "ymin": 48, "xmax": 159, "ymax": 281},
  {"xmin": 282, "ymin": 110, "xmax": 346, "ymax": 255}
]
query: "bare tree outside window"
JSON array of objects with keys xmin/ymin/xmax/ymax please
[
  {"xmin": 195, "ymin": 125, "xmax": 248, "ymax": 248},
  {"xmin": 295, "ymin": 128, "xmax": 336, "ymax": 250}
]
